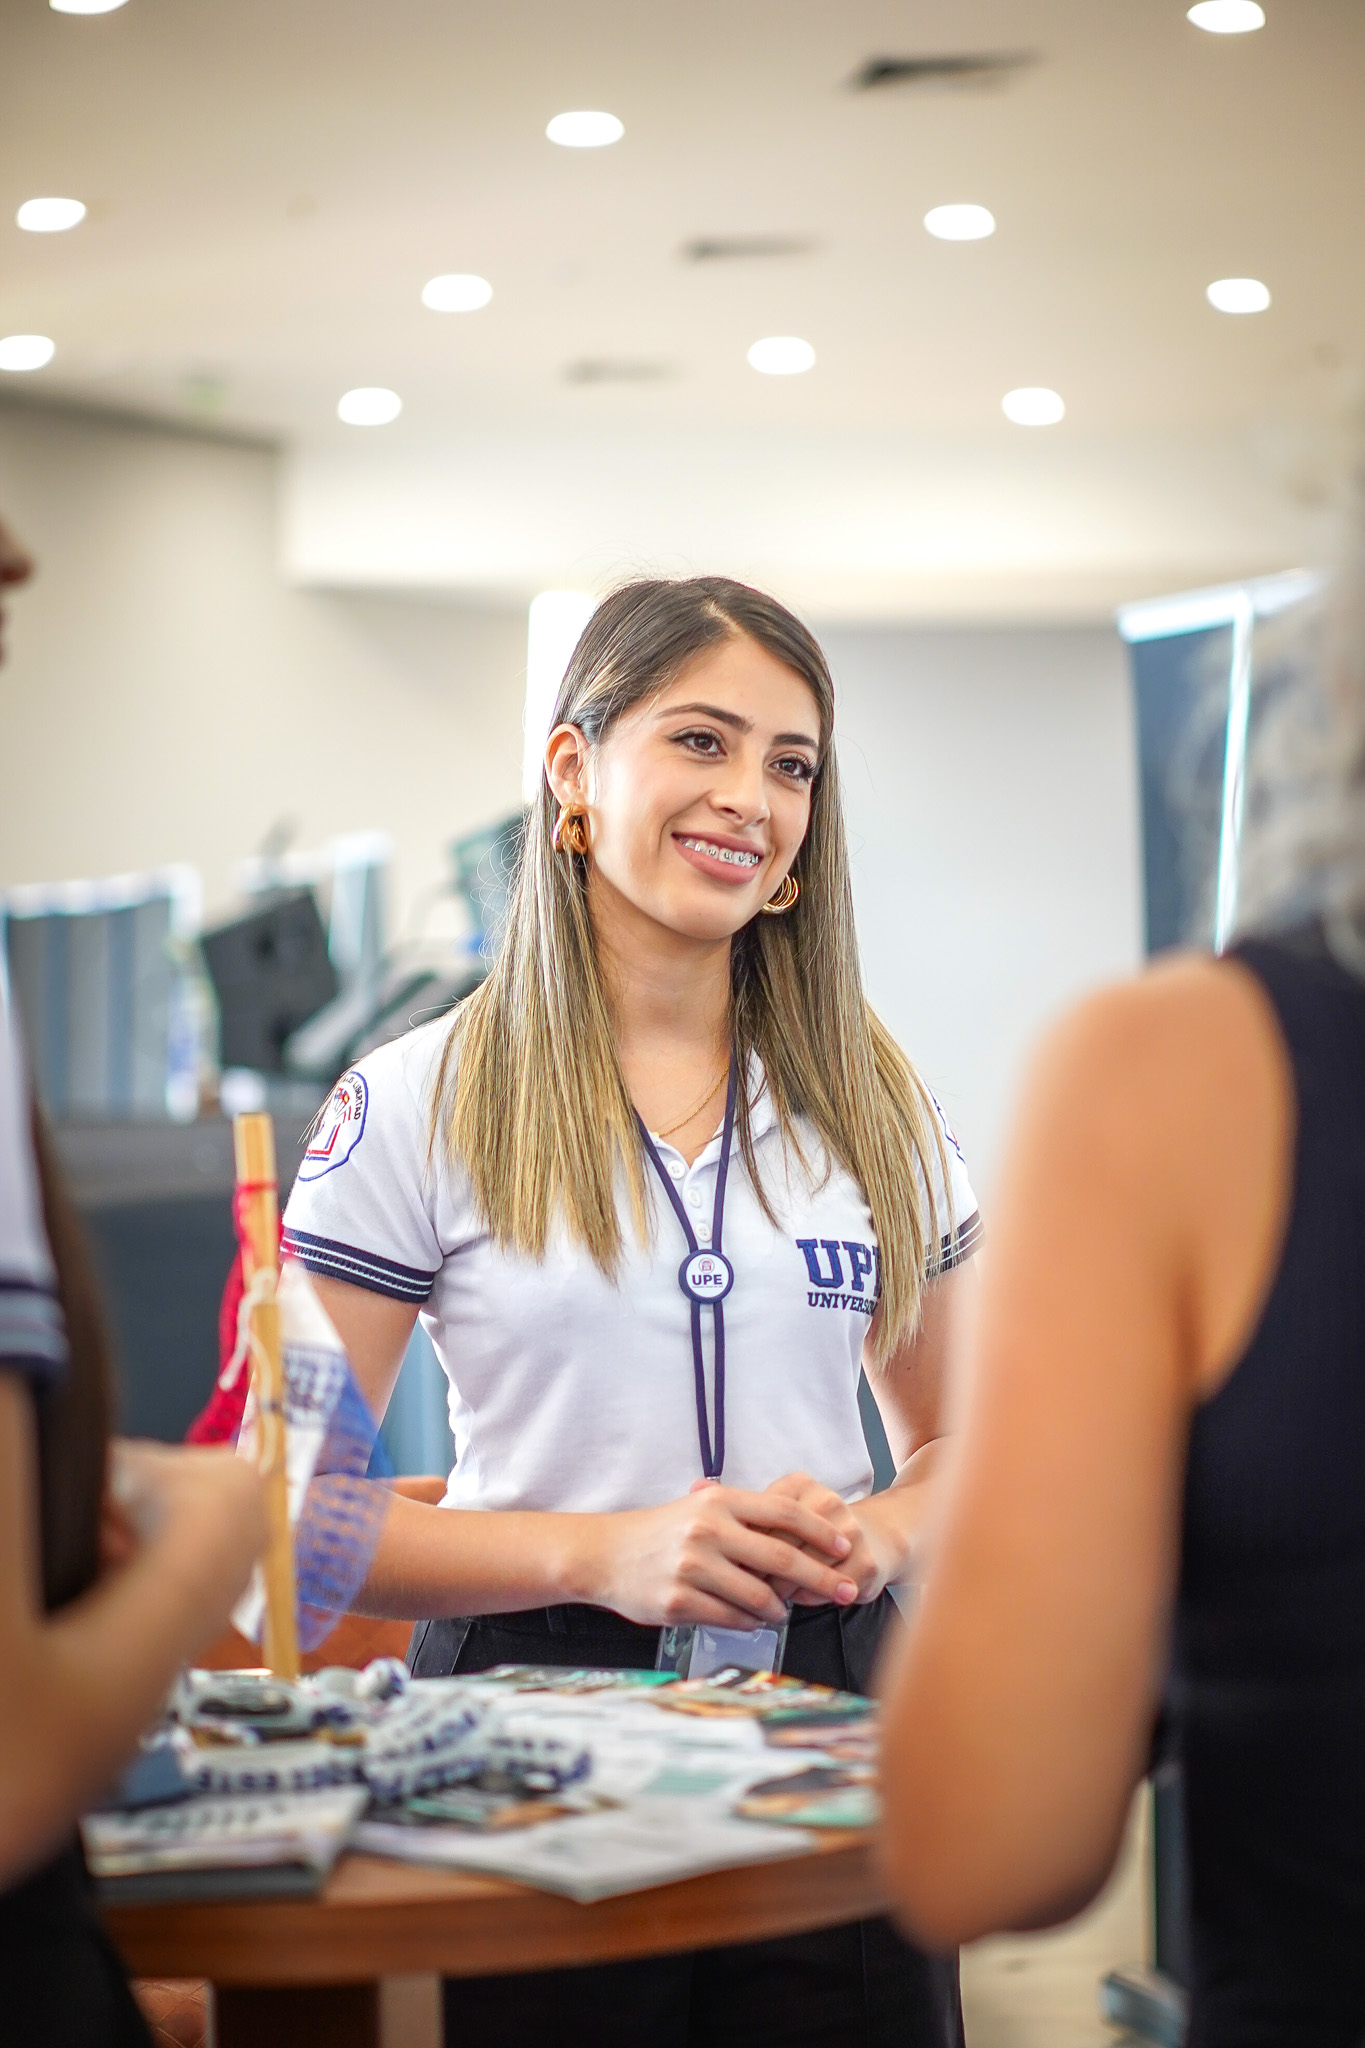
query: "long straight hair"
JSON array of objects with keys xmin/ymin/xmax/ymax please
[{"xmin": 434, "ymin": 576, "xmax": 947, "ymax": 1360}]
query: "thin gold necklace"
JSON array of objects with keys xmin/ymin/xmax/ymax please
[{"xmin": 655, "ymin": 1065, "xmax": 728, "ymax": 1140}]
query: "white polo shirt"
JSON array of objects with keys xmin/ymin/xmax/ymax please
[
  {"xmin": 0, "ymin": 962, "xmax": 67, "ymax": 1382},
  {"xmin": 283, "ymin": 1019, "xmax": 979, "ymax": 1515}
]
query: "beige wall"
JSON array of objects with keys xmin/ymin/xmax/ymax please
[
  {"xmin": 824, "ymin": 621, "xmax": 1142, "ymax": 1188},
  {"xmin": 0, "ymin": 399, "xmax": 526, "ymax": 928}
]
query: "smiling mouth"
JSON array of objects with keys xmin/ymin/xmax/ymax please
[{"xmin": 676, "ymin": 835, "xmax": 762, "ymax": 871}]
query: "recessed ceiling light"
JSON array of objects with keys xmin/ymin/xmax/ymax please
[
  {"xmin": 546, "ymin": 110, "xmax": 624, "ymax": 148},
  {"xmin": 1187, "ymin": 1, "xmax": 1265, "ymax": 30},
  {"xmin": 747, "ymin": 336, "xmax": 815, "ymax": 376},
  {"xmin": 421, "ymin": 273, "xmax": 493, "ymax": 313},
  {"xmin": 1002, "ymin": 386, "xmax": 1064, "ymax": 425},
  {"xmin": 16, "ymin": 197, "xmax": 87, "ymax": 233},
  {"xmin": 337, "ymin": 386, "xmax": 401, "ymax": 426},
  {"xmin": 1206, "ymin": 276, "xmax": 1270, "ymax": 313},
  {"xmin": 924, "ymin": 204, "xmax": 996, "ymax": 242},
  {"xmin": 0, "ymin": 335, "xmax": 56, "ymax": 372},
  {"xmin": 50, "ymin": 0, "xmax": 129, "ymax": 12}
]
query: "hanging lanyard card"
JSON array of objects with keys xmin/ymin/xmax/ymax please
[
  {"xmin": 656, "ymin": 1615, "xmax": 790, "ymax": 1681},
  {"xmin": 640, "ymin": 1066, "xmax": 791, "ymax": 1679}
]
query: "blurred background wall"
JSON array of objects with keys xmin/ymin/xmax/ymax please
[
  {"xmin": 832, "ymin": 623, "xmax": 1141, "ymax": 1182},
  {"xmin": 0, "ymin": 398, "xmax": 525, "ymax": 922}
]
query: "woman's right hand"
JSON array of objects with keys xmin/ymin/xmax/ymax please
[
  {"xmin": 589, "ymin": 1486, "xmax": 860, "ymax": 1629},
  {"xmin": 107, "ymin": 1440, "xmax": 267, "ymax": 1624}
]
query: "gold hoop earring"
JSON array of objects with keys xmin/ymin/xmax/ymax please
[
  {"xmin": 760, "ymin": 873, "xmax": 799, "ymax": 915},
  {"xmin": 552, "ymin": 805, "xmax": 591, "ymax": 857}
]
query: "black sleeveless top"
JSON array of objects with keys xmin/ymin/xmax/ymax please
[{"xmin": 1173, "ymin": 928, "xmax": 1365, "ymax": 2048}]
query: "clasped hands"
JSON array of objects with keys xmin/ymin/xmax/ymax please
[{"xmin": 600, "ymin": 1471, "xmax": 908, "ymax": 1634}]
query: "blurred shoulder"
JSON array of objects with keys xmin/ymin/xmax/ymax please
[
  {"xmin": 1039, "ymin": 950, "xmax": 1283, "ymax": 1076},
  {"xmin": 1024, "ymin": 951, "xmax": 1291, "ymax": 1176}
]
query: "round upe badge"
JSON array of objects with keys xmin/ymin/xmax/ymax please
[{"xmin": 679, "ymin": 1249, "xmax": 734, "ymax": 1303}]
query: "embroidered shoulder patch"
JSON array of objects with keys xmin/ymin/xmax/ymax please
[{"xmin": 298, "ymin": 1070, "xmax": 368, "ymax": 1181}]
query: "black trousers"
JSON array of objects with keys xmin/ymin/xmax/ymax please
[{"xmin": 409, "ymin": 1597, "xmax": 963, "ymax": 2048}]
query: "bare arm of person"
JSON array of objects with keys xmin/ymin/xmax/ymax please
[
  {"xmin": 310, "ymin": 1274, "xmax": 861, "ymax": 1629},
  {"xmin": 878, "ymin": 956, "xmax": 1293, "ymax": 1948},
  {"xmin": 0, "ymin": 1386, "xmax": 265, "ymax": 1889},
  {"xmin": 762, "ymin": 1261, "xmax": 975, "ymax": 1604},
  {"xmin": 310, "ymin": 1274, "xmax": 419, "ymax": 1425}
]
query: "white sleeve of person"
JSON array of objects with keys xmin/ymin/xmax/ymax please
[
  {"xmin": 0, "ymin": 961, "xmax": 67, "ymax": 1378},
  {"xmin": 282, "ymin": 1028, "xmax": 445, "ymax": 1304},
  {"xmin": 919, "ymin": 1086, "xmax": 982, "ymax": 1275}
]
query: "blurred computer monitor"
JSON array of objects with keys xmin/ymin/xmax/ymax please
[{"xmin": 200, "ymin": 887, "xmax": 338, "ymax": 1073}]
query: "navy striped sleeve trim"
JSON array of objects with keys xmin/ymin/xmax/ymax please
[
  {"xmin": 282, "ymin": 1228, "xmax": 436, "ymax": 1304},
  {"xmin": 933, "ymin": 1209, "xmax": 982, "ymax": 1275},
  {"xmin": 0, "ymin": 1275, "xmax": 68, "ymax": 1381}
]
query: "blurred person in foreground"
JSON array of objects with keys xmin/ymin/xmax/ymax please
[
  {"xmin": 0, "ymin": 514, "xmax": 266, "ymax": 2043},
  {"xmin": 880, "ymin": 474, "xmax": 1365, "ymax": 2048}
]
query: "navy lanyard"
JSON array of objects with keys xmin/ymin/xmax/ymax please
[{"xmin": 636, "ymin": 1062, "xmax": 738, "ymax": 1479}]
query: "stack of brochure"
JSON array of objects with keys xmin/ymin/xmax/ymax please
[
  {"xmin": 353, "ymin": 1666, "xmax": 879, "ymax": 1902},
  {"xmin": 84, "ymin": 1785, "xmax": 369, "ymax": 1905}
]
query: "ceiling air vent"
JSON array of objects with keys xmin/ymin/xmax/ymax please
[
  {"xmin": 850, "ymin": 52, "xmax": 1036, "ymax": 92},
  {"xmin": 564, "ymin": 359, "xmax": 673, "ymax": 385},
  {"xmin": 682, "ymin": 235, "xmax": 817, "ymax": 263}
]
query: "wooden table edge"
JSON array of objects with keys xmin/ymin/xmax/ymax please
[{"xmin": 105, "ymin": 1833, "xmax": 891, "ymax": 1984}]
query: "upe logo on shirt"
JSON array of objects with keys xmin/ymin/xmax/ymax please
[
  {"xmin": 795, "ymin": 1238, "xmax": 879, "ymax": 1317},
  {"xmin": 298, "ymin": 1070, "xmax": 368, "ymax": 1182}
]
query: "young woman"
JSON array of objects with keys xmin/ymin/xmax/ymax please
[
  {"xmin": 880, "ymin": 525, "xmax": 1365, "ymax": 2045},
  {"xmin": 284, "ymin": 575, "xmax": 980, "ymax": 2048}
]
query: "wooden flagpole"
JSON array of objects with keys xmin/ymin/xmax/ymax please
[{"xmin": 232, "ymin": 1111, "xmax": 300, "ymax": 1680}]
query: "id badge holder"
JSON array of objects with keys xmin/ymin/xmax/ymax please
[{"xmin": 656, "ymin": 1613, "xmax": 790, "ymax": 1680}]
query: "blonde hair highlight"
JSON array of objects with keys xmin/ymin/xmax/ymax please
[{"xmin": 432, "ymin": 576, "xmax": 948, "ymax": 1363}]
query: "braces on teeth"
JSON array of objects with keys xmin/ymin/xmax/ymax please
[{"xmin": 682, "ymin": 839, "xmax": 760, "ymax": 867}]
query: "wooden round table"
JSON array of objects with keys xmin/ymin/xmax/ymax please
[{"xmin": 105, "ymin": 1833, "xmax": 888, "ymax": 2047}]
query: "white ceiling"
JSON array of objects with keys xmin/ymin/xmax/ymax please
[{"xmin": 2, "ymin": 0, "xmax": 1362, "ymax": 616}]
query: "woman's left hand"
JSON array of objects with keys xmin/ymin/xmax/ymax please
[{"xmin": 758, "ymin": 1472, "xmax": 908, "ymax": 1605}]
